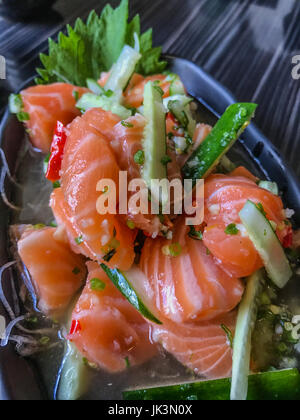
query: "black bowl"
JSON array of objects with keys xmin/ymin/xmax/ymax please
[
  {"xmin": 0, "ymin": 0, "xmax": 57, "ymax": 20},
  {"xmin": 0, "ymin": 56, "xmax": 300, "ymax": 400}
]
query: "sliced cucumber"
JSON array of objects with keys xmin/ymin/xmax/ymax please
[
  {"xmin": 76, "ymin": 93, "xmax": 132, "ymax": 120},
  {"xmin": 56, "ymin": 296, "xmax": 90, "ymax": 401},
  {"xmin": 239, "ymin": 200, "xmax": 292, "ymax": 288},
  {"xmin": 183, "ymin": 103, "xmax": 257, "ymax": 183},
  {"xmin": 9, "ymin": 93, "xmax": 23, "ymax": 114},
  {"xmin": 142, "ymin": 81, "xmax": 168, "ymax": 206},
  {"xmin": 163, "ymin": 94, "xmax": 192, "ymax": 110},
  {"xmin": 105, "ymin": 45, "xmax": 142, "ymax": 102},
  {"xmin": 100, "ymin": 264, "xmax": 162, "ymax": 325},
  {"xmin": 167, "ymin": 97, "xmax": 196, "ymax": 138},
  {"xmin": 258, "ymin": 181, "xmax": 279, "ymax": 196},
  {"xmin": 56, "ymin": 340, "xmax": 90, "ymax": 401},
  {"xmin": 123, "ymin": 369, "xmax": 300, "ymax": 401},
  {"xmin": 169, "ymin": 77, "xmax": 186, "ymax": 96},
  {"xmin": 231, "ymin": 270, "xmax": 265, "ymax": 401},
  {"xmin": 86, "ymin": 78, "xmax": 105, "ymax": 96}
]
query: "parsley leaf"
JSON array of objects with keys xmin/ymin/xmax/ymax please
[
  {"xmin": 36, "ymin": 0, "xmax": 167, "ymax": 86},
  {"xmin": 224, "ymin": 223, "xmax": 239, "ymax": 235}
]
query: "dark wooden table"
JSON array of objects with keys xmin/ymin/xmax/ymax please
[{"xmin": 0, "ymin": 0, "xmax": 299, "ymax": 176}]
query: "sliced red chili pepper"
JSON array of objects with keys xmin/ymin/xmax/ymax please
[
  {"xmin": 69, "ymin": 319, "xmax": 82, "ymax": 335},
  {"xmin": 282, "ymin": 230, "xmax": 293, "ymax": 249},
  {"xmin": 46, "ymin": 121, "xmax": 67, "ymax": 182}
]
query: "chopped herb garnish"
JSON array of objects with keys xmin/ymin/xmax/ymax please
[
  {"xmin": 125, "ymin": 357, "xmax": 131, "ymax": 368},
  {"xmin": 39, "ymin": 336, "xmax": 50, "ymax": 346},
  {"xmin": 9, "ymin": 93, "xmax": 23, "ymax": 114},
  {"xmin": 49, "ymin": 220, "xmax": 58, "ymax": 228},
  {"xmin": 121, "ymin": 121, "xmax": 134, "ymax": 128},
  {"xmin": 188, "ymin": 226, "xmax": 203, "ymax": 241},
  {"xmin": 17, "ymin": 111, "xmax": 30, "ymax": 122},
  {"xmin": 162, "ymin": 243, "xmax": 182, "ymax": 257},
  {"xmin": 73, "ymin": 90, "xmax": 79, "ymax": 101},
  {"xmin": 126, "ymin": 220, "xmax": 136, "ymax": 230},
  {"xmin": 33, "ymin": 223, "xmax": 46, "ymax": 230},
  {"xmin": 206, "ymin": 248, "xmax": 211, "ymax": 255},
  {"xmin": 104, "ymin": 89, "xmax": 114, "ymax": 98},
  {"xmin": 225, "ymin": 223, "xmax": 239, "ymax": 235},
  {"xmin": 72, "ymin": 267, "xmax": 81, "ymax": 275},
  {"xmin": 167, "ymin": 132, "xmax": 174, "ymax": 140},
  {"xmin": 43, "ymin": 153, "xmax": 50, "ymax": 174},
  {"xmin": 53, "ymin": 181, "xmax": 61, "ymax": 189},
  {"xmin": 221, "ymin": 324, "xmax": 234, "ymax": 348},
  {"xmin": 134, "ymin": 150, "xmax": 145, "ymax": 165},
  {"xmin": 161, "ymin": 155, "xmax": 172, "ymax": 166},
  {"xmin": 90, "ymin": 277, "xmax": 106, "ymax": 291},
  {"xmin": 75, "ymin": 235, "xmax": 84, "ymax": 245}
]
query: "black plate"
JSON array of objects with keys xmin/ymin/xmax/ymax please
[{"xmin": 0, "ymin": 56, "xmax": 300, "ymax": 400}]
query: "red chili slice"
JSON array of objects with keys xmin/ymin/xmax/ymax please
[
  {"xmin": 69, "ymin": 320, "xmax": 82, "ymax": 335},
  {"xmin": 46, "ymin": 121, "xmax": 67, "ymax": 182}
]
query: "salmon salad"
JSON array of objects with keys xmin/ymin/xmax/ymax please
[{"xmin": 1, "ymin": 0, "xmax": 300, "ymax": 401}]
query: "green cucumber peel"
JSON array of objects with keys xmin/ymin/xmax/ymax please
[
  {"xmin": 123, "ymin": 369, "xmax": 300, "ymax": 400},
  {"xmin": 239, "ymin": 200, "xmax": 292, "ymax": 288},
  {"xmin": 183, "ymin": 103, "xmax": 257, "ymax": 183},
  {"xmin": 231, "ymin": 270, "xmax": 265, "ymax": 401},
  {"xmin": 100, "ymin": 263, "xmax": 162, "ymax": 325}
]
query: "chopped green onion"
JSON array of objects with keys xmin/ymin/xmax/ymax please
[
  {"xmin": 75, "ymin": 235, "xmax": 84, "ymax": 245},
  {"xmin": 126, "ymin": 220, "xmax": 136, "ymax": 230},
  {"xmin": 225, "ymin": 224, "xmax": 239, "ymax": 235},
  {"xmin": 121, "ymin": 121, "xmax": 134, "ymax": 128},
  {"xmin": 9, "ymin": 93, "xmax": 23, "ymax": 114},
  {"xmin": 161, "ymin": 155, "xmax": 172, "ymax": 166},
  {"xmin": 17, "ymin": 112, "xmax": 30, "ymax": 122},
  {"xmin": 33, "ymin": 223, "xmax": 46, "ymax": 230},
  {"xmin": 162, "ymin": 243, "xmax": 182, "ymax": 257},
  {"xmin": 188, "ymin": 226, "xmax": 203, "ymax": 241},
  {"xmin": 125, "ymin": 357, "xmax": 131, "ymax": 369},
  {"xmin": 90, "ymin": 278, "xmax": 106, "ymax": 292},
  {"xmin": 134, "ymin": 150, "xmax": 145, "ymax": 165},
  {"xmin": 39, "ymin": 336, "xmax": 50, "ymax": 346},
  {"xmin": 73, "ymin": 90, "xmax": 80, "ymax": 101},
  {"xmin": 53, "ymin": 181, "xmax": 61, "ymax": 189}
]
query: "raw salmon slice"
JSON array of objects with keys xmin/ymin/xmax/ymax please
[
  {"xmin": 17, "ymin": 226, "xmax": 86, "ymax": 316},
  {"xmin": 203, "ymin": 173, "xmax": 288, "ymax": 278},
  {"xmin": 140, "ymin": 216, "xmax": 243, "ymax": 323},
  {"xmin": 21, "ymin": 83, "xmax": 88, "ymax": 154},
  {"xmin": 151, "ymin": 311, "xmax": 236, "ymax": 380},
  {"xmin": 68, "ymin": 262, "xmax": 157, "ymax": 373},
  {"xmin": 51, "ymin": 110, "xmax": 136, "ymax": 271},
  {"xmin": 124, "ymin": 74, "xmax": 171, "ymax": 108}
]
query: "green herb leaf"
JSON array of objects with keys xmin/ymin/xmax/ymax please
[
  {"xmin": 161, "ymin": 155, "xmax": 172, "ymax": 166},
  {"xmin": 17, "ymin": 112, "xmax": 30, "ymax": 122},
  {"xmin": 225, "ymin": 223, "xmax": 239, "ymax": 235},
  {"xmin": 36, "ymin": 0, "xmax": 167, "ymax": 86}
]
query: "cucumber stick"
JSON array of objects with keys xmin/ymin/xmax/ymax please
[
  {"xmin": 231, "ymin": 270, "xmax": 264, "ymax": 401},
  {"xmin": 101, "ymin": 264, "xmax": 162, "ymax": 325},
  {"xmin": 123, "ymin": 369, "xmax": 300, "ymax": 401},
  {"xmin": 258, "ymin": 181, "xmax": 279, "ymax": 196},
  {"xmin": 76, "ymin": 93, "xmax": 132, "ymax": 120},
  {"xmin": 169, "ymin": 77, "xmax": 185, "ymax": 96},
  {"xmin": 142, "ymin": 81, "xmax": 168, "ymax": 206},
  {"xmin": 105, "ymin": 45, "xmax": 141, "ymax": 102},
  {"xmin": 57, "ymin": 340, "xmax": 90, "ymax": 401},
  {"xmin": 239, "ymin": 200, "xmax": 292, "ymax": 288},
  {"xmin": 183, "ymin": 103, "xmax": 257, "ymax": 182}
]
